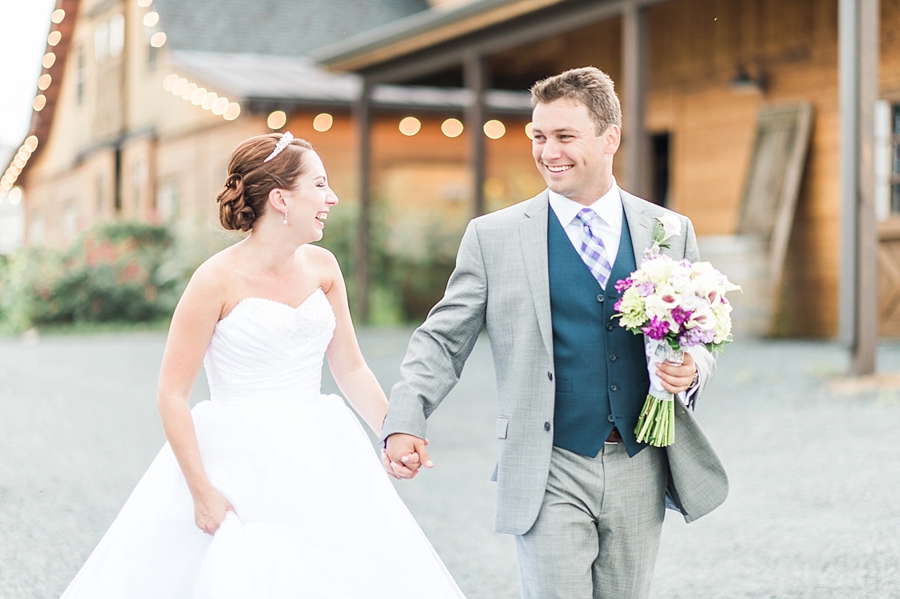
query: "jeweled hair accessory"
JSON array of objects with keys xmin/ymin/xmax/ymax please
[{"xmin": 264, "ymin": 131, "xmax": 294, "ymax": 163}]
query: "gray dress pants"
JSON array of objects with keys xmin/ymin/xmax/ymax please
[{"xmin": 515, "ymin": 443, "xmax": 667, "ymax": 599}]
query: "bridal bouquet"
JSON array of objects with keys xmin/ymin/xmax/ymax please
[{"xmin": 614, "ymin": 215, "xmax": 740, "ymax": 447}]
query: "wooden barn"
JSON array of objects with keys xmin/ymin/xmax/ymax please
[{"xmin": 4, "ymin": 0, "xmax": 897, "ymax": 342}]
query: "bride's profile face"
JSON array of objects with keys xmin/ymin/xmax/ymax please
[{"xmin": 283, "ymin": 151, "xmax": 338, "ymax": 242}]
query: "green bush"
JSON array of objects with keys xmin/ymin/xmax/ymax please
[
  {"xmin": 0, "ymin": 221, "xmax": 234, "ymax": 331},
  {"xmin": 0, "ymin": 207, "xmax": 465, "ymax": 331}
]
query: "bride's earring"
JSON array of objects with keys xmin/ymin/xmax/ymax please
[{"xmin": 283, "ymin": 208, "xmax": 288, "ymax": 225}]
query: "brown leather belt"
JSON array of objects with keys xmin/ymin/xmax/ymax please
[{"xmin": 606, "ymin": 427, "xmax": 623, "ymax": 443}]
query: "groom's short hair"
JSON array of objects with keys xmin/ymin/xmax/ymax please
[{"xmin": 530, "ymin": 67, "xmax": 622, "ymax": 136}]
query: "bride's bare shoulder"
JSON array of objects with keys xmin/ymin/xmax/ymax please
[
  {"xmin": 186, "ymin": 244, "xmax": 243, "ymax": 298},
  {"xmin": 298, "ymin": 244, "xmax": 343, "ymax": 289}
]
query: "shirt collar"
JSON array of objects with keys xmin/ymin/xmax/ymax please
[{"xmin": 548, "ymin": 178, "xmax": 623, "ymax": 229}]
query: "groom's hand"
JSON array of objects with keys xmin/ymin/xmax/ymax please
[
  {"xmin": 384, "ymin": 433, "xmax": 433, "ymax": 479},
  {"xmin": 657, "ymin": 351, "xmax": 697, "ymax": 395}
]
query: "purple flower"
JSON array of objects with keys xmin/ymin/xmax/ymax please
[
  {"xmin": 678, "ymin": 327, "xmax": 714, "ymax": 347},
  {"xmin": 671, "ymin": 306, "xmax": 692, "ymax": 326},
  {"xmin": 642, "ymin": 316, "xmax": 670, "ymax": 341},
  {"xmin": 615, "ymin": 277, "xmax": 632, "ymax": 293},
  {"xmin": 636, "ymin": 282, "xmax": 656, "ymax": 297},
  {"xmin": 614, "ymin": 298, "xmax": 623, "ymax": 311}
]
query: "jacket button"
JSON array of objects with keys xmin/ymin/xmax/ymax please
[
  {"xmin": 547, "ymin": 371, "xmax": 553, "ymax": 381},
  {"xmin": 608, "ymin": 415, "xmax": 615, "ymax": 423},
  {"xmin": 609, "ymin": 354, "xmax": 617, "ymax": 361},
  {"xmin": 610, "ymin": 384, "xmax": 618, "ymax": 392},
  {"xmin": 596, "ymin": 294, "xmax": 604, "ymax": 303},
  {"xmin": 606, "ymin": 323, "xmax": 614, "ymax": 331},
  {"xmin": 544, "ymin": 422, "xmax": 551, "ymax": 432}
]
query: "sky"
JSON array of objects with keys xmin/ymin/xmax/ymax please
[{"xmin": 0, "ymin": 0, "xmax": 57, "ymax": 151}]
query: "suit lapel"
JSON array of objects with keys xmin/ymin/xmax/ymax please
[
  {"xmin": 620, "ymin": 189, "xmax": 654, "ymax": 258},
  {"xmin": 520, "ymin": 191, "xmax": 554, "ymax": 360}
]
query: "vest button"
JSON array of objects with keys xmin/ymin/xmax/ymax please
[
  {"xmin": 608, "ymin": 415, "xmax": 615, "ymax": 423},
  {"xmin": 596, "ymin": 294, "xmax": 604, "ymax": 303},
  {"xmin": 609, "ymin": 354, "xmax": 617, "ymax": 361},
  {"xmin": 610, "ymin": 384, "xmax": 618, "ymax": 392},
  {"xmin": 547, "ymin": 371, "xmax": 553, "ymax": 381},
  {"xmin": 606, "ymin": 323, "xmax": 614, "ymax": 331},
  {"xmin": 544, "ymin": 421, "xmax": 551, "ymax": 432}
]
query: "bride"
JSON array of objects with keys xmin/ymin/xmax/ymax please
[{"xmin": 60, "ymin": 132, "xmax": 465, "ymax": 598}]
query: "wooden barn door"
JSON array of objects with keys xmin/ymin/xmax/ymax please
[{"xmin": 878, "ymin": 220, "xmax": 900, "ymax": 335}]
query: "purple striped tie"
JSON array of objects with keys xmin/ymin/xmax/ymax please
[{"xmin": 575, "ymin": 208, "xmax": 612, "ymax": 288}]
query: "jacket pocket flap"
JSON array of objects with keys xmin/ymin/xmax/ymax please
[{"xmin": 496, "ymin": 416, "xmax": 509, "ymax": 439}]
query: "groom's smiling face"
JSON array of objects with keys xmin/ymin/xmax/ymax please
[{"xmin": 531, "ymin": 98, "xmax": 620, "ymax": 206}]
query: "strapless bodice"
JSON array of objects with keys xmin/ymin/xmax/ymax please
[{"xmin": 203, "ymin": 288, "xmax": 335, "ymax": 406}]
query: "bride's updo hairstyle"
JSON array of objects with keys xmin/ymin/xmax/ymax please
[{"xmin": 216, "ymin": 133, "xmax": 314, "ymax": 231}]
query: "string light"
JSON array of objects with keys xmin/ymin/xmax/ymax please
[
  {"xmin": 180, "ymin": 82, "xmax": 197, "ymax": 100},
  {"xmin": 143, "ymin": 12, "xmax": 159, "ymax": 26},
  {"xmin": 33, "ymin": 95, "xmax": 47, "ymax": 111},
  {"xmin": 171, "ymin": 78, "xmax": 187, "ymax": 95},
  {"xmin": 8, "ymin": 188, "xmax": 22, "ymax": 205},
  {"xmin": 51, "ymin": 9, "xmax": 65, "ymax": 23},
  {"xmin": 201, "ymin": 92, "xmax": 218, "ymax": 110},
  {"xmin": 483, "ymin": 119, "xmax": 506, "ymax": 139},
  {"xmin": 399, "ymin": 116, "xmax": 421, "ymax": 136},
  {"xmin": 161, "ymin": 74, "xmax": 241, "ymax": 122},
  {"xmin": 211, "ymin": 97, "xmax": 229, "ymax": 115},
  {"xmin": 42, "ymin": 53, "xmax": 56, "ymax": 69},
  {"xmin": 313, "ymin": 113, "xmax": 333, "ymax": 132},
  {"xmin": 150, "ymin": 32, "xmax": 166, "ymax": 48},
  {"xmin": 190, "ymin": 87, "xmax": 206, "ymax": 105},
  {"xmin": 441, "ymin": 118, "xmax": 464, "ymax": 138},
  {"xmin": 223, "ymin": 103, "xmax": 241, "ymax": 121},
  {"xmin": 267, "ymin": 110, "xmax": 287, "ymax": 129},
  {"xmin": 38, "ymin": 74, "xmax": 52, "ymax": 90},
  {"xmin": 137, "ymin": 0, "xmax": 153, "ymax": 7},
  {"xmin": 525, "ymin": 122, "xmax": 534, "ymax": 140},
  {"xmin": 24, "ymin": 136, "xmax": 38, "ymax": 152},
  {"xmin": 48, "ymin": 31, "xmax": 62, "ymax": 46}
]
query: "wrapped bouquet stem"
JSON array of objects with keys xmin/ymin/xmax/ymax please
[
  {"xmin": 615, "ymin": 214, "xmax": 740, "ymax": 448},
  {"xmin": 635, "ymin": 340, "xmax": 683, "ymax": 447}
]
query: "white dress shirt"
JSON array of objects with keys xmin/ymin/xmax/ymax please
[{"xmin": 547, "ymin": 180, "xmax": 623, "ymax": 269}]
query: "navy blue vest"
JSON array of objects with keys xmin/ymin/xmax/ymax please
[{"xmin": 548, "ymin": 209, "xmax": 650, "ymax": 458}]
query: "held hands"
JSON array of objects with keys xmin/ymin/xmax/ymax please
[
  {"xmin": 656, "ymin": 351, "xmax": 697, "ymax": 395},
  {"xmin": 382, "ymin": 433, "xmax": 433, "ymax": 480},
  {"xmin": 192, "ymin": 487, "xmax": 235, "ymax": 535}
]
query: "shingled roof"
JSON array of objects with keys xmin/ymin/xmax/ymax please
[{"xmin": 154, "ymin": 0, "xmax": 429, "ymax": 57}]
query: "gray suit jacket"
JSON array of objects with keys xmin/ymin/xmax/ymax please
[{"xmin": 383, "ymin": 189, "xmax": 729, "ymax": 535}]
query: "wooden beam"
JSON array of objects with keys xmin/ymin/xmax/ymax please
[
  {"xmin": 621, "ymin": 2, "xmax": 649, "ymax": 198},
  {"xmin": 840, "ymin": 0, "xmax": 879, "ymax": 375},
  {"xmin": 362, "ymin": 0, "xmax": 630, "ymax": 85},
  {"xmin": 353, "ymin": 81, "xmax": 373, "ymax": 322},
  {"xmin": 464, "ymin": 52, "xmax": 487, "ymax": 217},
  {"xmin": 854, "ymin": 0, "xmax": 879, "ymax": 374}
]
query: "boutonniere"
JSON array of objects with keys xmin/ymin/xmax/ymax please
[{"xmin": 651, "ymin": 213, "xmax": 682, "ymax": 252}]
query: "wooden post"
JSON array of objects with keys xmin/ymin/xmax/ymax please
[
  {"xmin": 621, "ymin": 2, "xmax": 649, "ymax": 198},
  {"xmin": 353, "ymin": 80, "xmax": 372, "ymax": 322},
  {"xmin": 840, "ymin": 0, "xmax": 879, "ymax": 375},
  {"xmin": 464, "ymin": 52, "xmax": 487, "ymax": 217}
]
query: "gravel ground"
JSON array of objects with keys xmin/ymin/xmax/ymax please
[{"xmin": 0, "ymin": 330, "xmax": 898, "ymax": 598}]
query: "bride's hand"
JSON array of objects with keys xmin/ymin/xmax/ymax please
[{"xmin": 193, "ymin": 488, "xmax": 234, "ymax": 535}]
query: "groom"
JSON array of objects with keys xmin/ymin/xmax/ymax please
[{"xmin": 383, "ymin": 67, "xmax": 728, "ymax": 598}]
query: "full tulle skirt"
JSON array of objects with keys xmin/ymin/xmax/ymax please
[{"xmin": 60, "ymin": 395, "xmax": 465, "ymax": 598}]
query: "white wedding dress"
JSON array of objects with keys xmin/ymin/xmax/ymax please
[{"xmin": 61, "ymin": 289, "xmax": 465, "ymax": 598}]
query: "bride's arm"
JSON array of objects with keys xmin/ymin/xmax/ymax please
[
  {"xmin": 321, "ymin": 250, "xmax": 389, "ymax": 437},
  {"xmin": 157, "ymin": 262, "xmax": 232, "ymax": 534}
]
